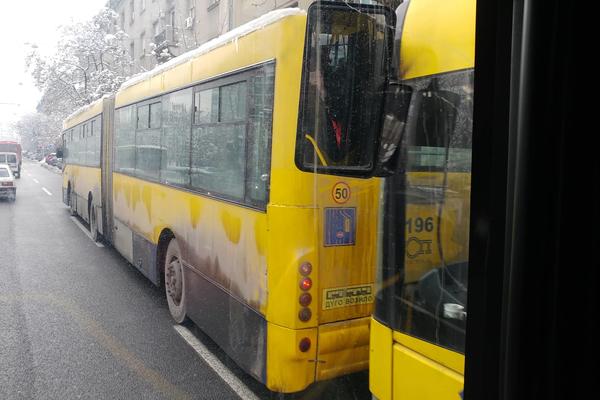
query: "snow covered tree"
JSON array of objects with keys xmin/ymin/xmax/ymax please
[
  {"xmin": 11, "ymin": 112, "xmax": 62, "ymax": 155},
  {"xmin": 26, "ymin": 7, "xmax": 133, "ymax": 118}
]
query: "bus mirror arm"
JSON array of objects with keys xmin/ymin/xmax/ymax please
[{"xmin": 373, "ymin": 82, "xmax": 413, "ymax": 177}]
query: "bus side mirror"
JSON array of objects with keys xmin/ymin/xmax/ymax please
[{"xmin": 373, "ymin": 82, "xmax": 413, "ymax": 176}]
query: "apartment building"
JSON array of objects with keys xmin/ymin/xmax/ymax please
[{"xmin": 108, "ymin": 0, "xmax": 305, "ymax": 73}]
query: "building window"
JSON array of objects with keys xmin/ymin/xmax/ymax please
[
  {"xmin": 130, "ymin": 0, "xmax": 135, "ymax": 23},
  {"xmin": 140, "ymin": 32, "xmax": 146, "ymax": 56}
]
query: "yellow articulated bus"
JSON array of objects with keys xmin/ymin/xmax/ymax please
[
  {"xmin": 370, "ymin": 0, "xmax": 475, "ymax": 399},
  {"xmin": 62, "ymin": 99, "xmax": 106, "ymax": 241},
  {"xmin": 63, "ymin": 3, "xmax": 396, "ymax": 393}
]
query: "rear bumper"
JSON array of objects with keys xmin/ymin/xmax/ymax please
[
  {"xmin": 316, "ymin": 316, "xmax": 371, "ymax": 381},
  {"xmin": 0, "ymin": 187, "xmax": 16, "ymax": 196}
]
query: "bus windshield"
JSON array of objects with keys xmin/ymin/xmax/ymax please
[{"xmin": 406, "ymin": 70, "xmax": 473, "ymax": 173}]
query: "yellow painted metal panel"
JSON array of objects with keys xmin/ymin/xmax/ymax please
[
  {"xmin": 392, "ymin": 343, "xmax": 463, "ymax": 400},
  {"xmin": 63, "ymin": 164, "xmax": 102, "ymax": 203},
  {"xmin": 316, "ymin": 317, "xmax": 370, "ymax": 381},
  {"xmin": 266, "ymin": 205, "xmax": 319, "ymax": 329},
  {"xmin": 369, "ymin": 318, "xmax": 393, "ymax": 400},
  {"xmin": 266, "ymin": 322, "xmax": 317, "ymax": 393},
  {"xmin": 400, "ymin": 0, "xmax": 476, "ymax": 80},
  {"xmin": 392, "ymin": 331, "xmax": 464, "ymax": 375},
  {"xmin": 63, "ymin": 100, "xmax": 103, "ymax": 129},
  {"xmin": 162, "ymin": 61, "xmax": 192, "ymax": 92}
]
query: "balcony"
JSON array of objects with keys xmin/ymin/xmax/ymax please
[{"xmin": 153, "ymin": 28, "xmax": 176, "ymax": 51}]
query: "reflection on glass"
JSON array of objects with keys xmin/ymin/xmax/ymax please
[{"xmin": 397, "ymin": 69, "xmax": 473, "ymax": 353}]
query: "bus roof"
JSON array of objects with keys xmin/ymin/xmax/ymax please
[
  {"xmin": 115, "ymin": 7, "xmax": 306, "ymax": 107},
  {"xmin": 399, "ymin": 0, "xmax": 476, "ymax": 80},
  {"xmin": 63, "ymin": 97, "xmax": 105, "ymax": 130}
]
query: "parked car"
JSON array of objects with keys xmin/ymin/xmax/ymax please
[
  {"xmin": 45, "ymin": 153, "xmax": 57, "ymax": 165},
  {"xmin": 0, "ymin": 164, "xmax": 16, "ymax": 201}
]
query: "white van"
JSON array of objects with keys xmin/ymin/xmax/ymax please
[{"xmin": 0, "ymin": 152, "xmax": 19, "ymax": 178}]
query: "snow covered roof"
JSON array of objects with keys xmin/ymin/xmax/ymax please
[
  {"xmin": 64, "ymin": 95, "xmax": 109, "ymax": 127},
  {"xmin": 119, "ymin": 8, "xmax": 306, "ymax": 92}
]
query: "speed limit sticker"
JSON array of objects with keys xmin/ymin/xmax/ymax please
[{"xmin": 332, "ymin": 182, "xmax": 351, "ymax": 204}]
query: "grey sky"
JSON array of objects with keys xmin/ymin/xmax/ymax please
[{"xmin": 0, "ymin": 0, "xmax": 107, "ymax": 138}]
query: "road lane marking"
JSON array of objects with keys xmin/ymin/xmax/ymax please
[
  {"xmin": 174, "ymin": 325, "xmax": 260, "ymax": 400},
  {"xmin": 70, "ymin": 216, "xmax": 105, "ymax": 248},
  {"xmin": 0, "ymin": 293, "xmax": 192, "ymax": 400},
  {"xmin": 33, "ymin": 178, "xmax": 39, "ymax": 183},
  {"xmin": 42, "ymin": 187, "xmax": 52, "ymax": 196}
]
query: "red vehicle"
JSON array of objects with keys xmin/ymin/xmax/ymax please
[{"xmin": 0, "ymin": 141, "xmax": 22, "ymax": 178}]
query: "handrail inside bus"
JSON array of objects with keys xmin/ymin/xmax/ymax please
[{"xmin": 304, "ymin": 134, "xmax": 328, "ymax": 166}]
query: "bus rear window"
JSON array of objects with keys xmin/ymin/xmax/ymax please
[{"xmin": 296, "ymin": 4, "xmax": 393, "ymax": 176}]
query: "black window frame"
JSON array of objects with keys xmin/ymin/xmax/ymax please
[{"xmin": 112, "ymin": 61, "xmax": 276, "ymax": 212}]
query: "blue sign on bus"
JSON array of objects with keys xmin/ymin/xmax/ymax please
[{"xmin": 324, "ymin": 207, "xmax": 356, "ymax": 246}]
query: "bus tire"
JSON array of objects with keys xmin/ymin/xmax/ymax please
[
  {"xmin": 69, "ymin": 189, "xmax": 76, "ymax": 216},
  {"xmin": 164, "ymin": 238, "xmax": 187, "ymax": 323},
  {"xmin": 89, "ymin": 204, "xmax": 99, "ymax": 242}
]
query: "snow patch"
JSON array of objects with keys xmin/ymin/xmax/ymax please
[{"xmin": 119, "ymin": 8, "xmax": 306, "ymax": 91}]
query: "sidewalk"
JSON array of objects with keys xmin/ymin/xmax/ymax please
[{"xmin": 38, "ymin": 160, "xmax": 62, "ymax": 174}]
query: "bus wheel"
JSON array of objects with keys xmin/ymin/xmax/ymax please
[
  {"xmin": 164, "ymin": 238, "xmax": 187, "ymax": 323},
  {"xmin": 69, "ymin": 190, "xmax": 76, "ymax": 216},
  {"xmin": 89, "ymin": 205, "xmax": 99, "ymax": 242}
]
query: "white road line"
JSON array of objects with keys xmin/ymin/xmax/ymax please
[
  {"xmin": 42, "ymin": 187, "xmax": 52, "ymax": 196},
  {"xmin": 69, "ymin": 216, "xmax": 105, "ymax": 248},
  {"xmin": 173, "ymin": 325, "xmax": 260, "ymax": 400},
  {"xmin": 33, "ymin": 178, "xmax": 39, "ymax": 183}
]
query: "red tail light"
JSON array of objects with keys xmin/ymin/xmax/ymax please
[
  {"xmin": 299, "ymin": 277, "xmax": 312, "ymax": 291},
  {"xmin": 299, "ymin": 337, "xmax": 311, "ymax": 352}
]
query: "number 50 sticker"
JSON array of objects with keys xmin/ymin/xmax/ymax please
[{"xmin": 332, "ymin": 182, "xmax": 351, "ymax": 204}]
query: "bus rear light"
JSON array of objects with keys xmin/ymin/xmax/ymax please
[
  {"xmin": 298, "ymin": 307, "xmax": 312, "ymax": 322},
  {"xmin": 299, "ymin": 337, "xmax": 311, "ymax": 352},
  {"xmin": 299, "ymin": 292, "xmax": 312, "ymax": 307},
  {"xmin": 299, "ymin": 277, "xmax": 312, "ymax": 291},
  {"xmin": 299, "ymin": 262, "xmax": 312, "ymax": 276}
]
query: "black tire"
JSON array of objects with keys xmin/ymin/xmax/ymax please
[
  {"xmin": 69, "ymin": 189, "xmax": 76, "ymax": 216},
  {"xmin": 164, "ymin": 238, "xmax": 187, "ymax": 323},
  {"xmin": 89, "ymin": 204, "xmax": 100, "ymax": 242}
]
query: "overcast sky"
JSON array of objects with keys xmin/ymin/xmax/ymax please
[{"xmin": 0, "ymin": 0, "xmax": 107, "ymax": 138}]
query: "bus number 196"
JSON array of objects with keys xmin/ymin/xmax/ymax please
[{"xmin": 406, "ymin": 217, "xmax": 434, "ymax": 233}]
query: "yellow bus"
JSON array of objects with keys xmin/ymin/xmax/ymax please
[
  {"xmin": 62, "ymin": 99, "xmax": 106, "ymax": 241},
  {"xmin": 63, "ymin": 3, "xmax": 396, "ymax": 393},
  {"xmin": 369, "ymin": 0, "xmax": 475, "ymax": 399}
]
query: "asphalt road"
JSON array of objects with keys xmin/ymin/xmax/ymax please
[{"xmin": 0, "ymin": 160, "xmax": 369, "ymax": 400}]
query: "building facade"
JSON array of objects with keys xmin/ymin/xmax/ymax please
[{"xmin": 108, "ymin": 0, "xmax": 306, "ymax": 73}]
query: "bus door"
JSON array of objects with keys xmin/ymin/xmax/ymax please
[{"xmin": 101, "ymin": 96, "xmax": 115, "ymax": 243}]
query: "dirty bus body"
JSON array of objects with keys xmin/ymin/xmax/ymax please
[{"xmin": 62, "ymin": 3, "xmax": 395, "ymax": 393}]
